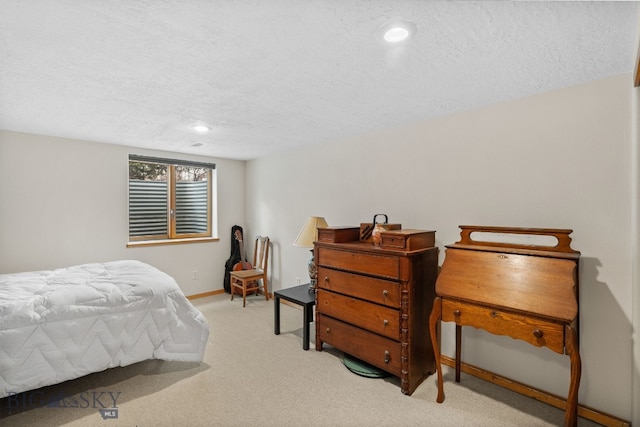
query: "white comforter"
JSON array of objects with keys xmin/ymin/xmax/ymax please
[{"xmin": 0, "ymin": 260, "xmax": 209, "ymax": 398}]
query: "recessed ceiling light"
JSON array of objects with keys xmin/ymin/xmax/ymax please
[
  {"xmin": 379, "ymin": 20, "xmax": 417, "ymax": 44},
  {"xmin": 193, "ymin": 125, "xmax": 210, "ymax": 133},
  {"xmin": 384, "ymin": 27, "xmax": 409, "ymax": 43}
]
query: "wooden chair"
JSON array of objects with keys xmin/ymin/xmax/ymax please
[{"xmin": 230, "ymin": 236, "xmax": 270, "ymax": 307}]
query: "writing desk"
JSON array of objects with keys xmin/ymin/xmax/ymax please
[{"xmin": 429, "ymin": 226, "xmax": 581, "ymax": 427}]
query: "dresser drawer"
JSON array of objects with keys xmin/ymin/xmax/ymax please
[
  {"xmin": 441, "ymin": 298, "xmax": 565, "ymax": 353},
  {"xmin": 317, "ymin": 313, "xmax": 402, "ymax": 376},
  {"xmin": 317, "ymin": 267, "xmax": 400, "ymax": 308},
  {"xmin": 317, "ymin": 247, "xmax": 401, "ymax": 280},
  {"xmin": 317, "ymin": 289, "xmax": 400, "ymax": 340}
]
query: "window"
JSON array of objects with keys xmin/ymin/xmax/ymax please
[{"xmin": 128, "ymin": 155, "xmax": 216, "ymax": 244}]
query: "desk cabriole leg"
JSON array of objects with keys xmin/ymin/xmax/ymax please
[
  {"xmin": 564, "ymin": 324, "xmax": 581, "ymax": 427},
  {"xmin": 429, "ymin": 297, "xmax": 445, "ymax": 403}
]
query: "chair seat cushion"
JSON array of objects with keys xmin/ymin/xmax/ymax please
[{"xmin": 230, "ymin": 269, "xmax": 264, "ymax": 279}]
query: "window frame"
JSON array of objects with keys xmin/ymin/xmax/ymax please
[{"xmin": 127, "ymin": 155, "xmax": 217, "ymax": 246}]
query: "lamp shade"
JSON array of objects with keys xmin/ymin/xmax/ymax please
[{"xmin": 293, "ymin": 216, "xmax": 328, "ymax": 248}]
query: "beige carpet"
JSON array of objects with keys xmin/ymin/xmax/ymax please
[{"xmin": 0, "ymin": 293, "xmax": 599, "ymax": 426}]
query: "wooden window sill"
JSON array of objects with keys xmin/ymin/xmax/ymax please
[{"xmin": 127, "ymin": 237, "xmax": 219, "ymax": 248}]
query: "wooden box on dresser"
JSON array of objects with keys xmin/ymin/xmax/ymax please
[{"xmin": 314, "ymin": 227, "xmax": 439, "ymax": 395}]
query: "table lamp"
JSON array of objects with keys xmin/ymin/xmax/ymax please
[{"xmin": 293, "ymin": 216, "xmax": 328, "ymax": 292}]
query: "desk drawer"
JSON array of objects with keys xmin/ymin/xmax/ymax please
[
  {"xmin": 317, "ymin": 247, "xmax": 401, "ymax": 280},
  {"xmin": 317, "ymin": 267, "xmax": 400, "ymax": 308},
  {"xmin": 317, "ymin": 313, "xmax": 402, "ymax": 376},
  {"xmin": 441, "ymin": 299, "xmax": 565, "ymax": 354},
  {"xmin": 317, "ymin": 290, "xmax": 400, "ymax": 340}
]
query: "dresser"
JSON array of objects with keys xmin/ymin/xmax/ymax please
[
  {"xmin": 314, "ymin": 227, "xmax": 438, "ymax": 395},
  {"xmin": 429, "ymin": 226, "xmax": 580, "ymax": 427}
]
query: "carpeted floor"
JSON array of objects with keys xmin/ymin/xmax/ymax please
[{"xmin": 0, "ymin": 293, "xmax": 600, "ymax": 426}]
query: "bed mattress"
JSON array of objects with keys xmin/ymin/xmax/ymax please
[{"xmin": 0, "ymin": 260, "xmax": 209, "ymax": 398}]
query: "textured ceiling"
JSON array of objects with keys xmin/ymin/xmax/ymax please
[{"xmin": 0, "ymin": 1, "xmax": 637, "ymax": 161}]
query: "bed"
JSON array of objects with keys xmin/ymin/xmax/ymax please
[{"xmin": 0, "ymin": 260, "xmax": 209, "ymax": 398}]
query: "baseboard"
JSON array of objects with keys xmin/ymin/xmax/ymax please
[
  {"xmin": 440, "ymin": 356, "xmax": 630, "ymax": 427},
  {"xmin": 187, "ymin": 289, "xmax": 273, "ymax": 301},
  {"xmin": 187, "ymin": 289, "xmax": 225, "ymax": 300}
]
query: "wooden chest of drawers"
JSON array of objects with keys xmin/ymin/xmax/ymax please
[{"xmin": 314, "ymin": 232, "xmax": 438, "ymax": 395}]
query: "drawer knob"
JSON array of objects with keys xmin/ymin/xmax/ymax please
[
  {"xmin": 324, "ymin": 276, "xmax": 329, "ymax": 283},
  {"xmin": 383, "ymin": 290, "xmax": 389, "ymax": 298},
  {"xmin": 326, "ymin": 327, "xmax": 331, "ymax": 334},
  {"xmin": 384, "ymin": 350, "xmax": 390, "ymax": 364},
  {"xmin": 533, "ymin": 329, "xmax": 544, "ymax": 339},
  {"xmin": 383, "ymin": 319, "xmax": 389, "ymax": 326},
  {"xmin": 453, "ymin": 310, "xmax": 461, "ymax": 317}
]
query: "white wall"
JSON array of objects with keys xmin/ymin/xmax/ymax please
[
  {"xmin": 246, "ymin": 74, "xmax": 635, "ymax": 422},
  {"xmin": 631, "ymin": 11, "xmax": 640, "ymax": 426},
  {"xmin": 0, "ymin": 130, "xmax": 246, "ymax": 296},
  {"xmin": 633, "ymin": 89, "xmax": 639, "ymax": 427}
]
